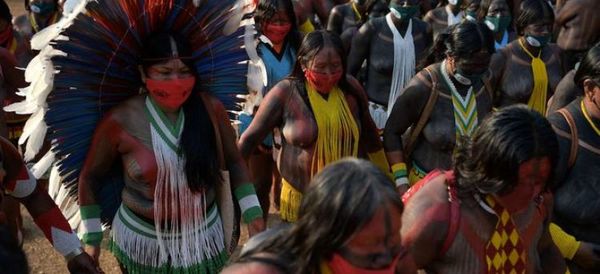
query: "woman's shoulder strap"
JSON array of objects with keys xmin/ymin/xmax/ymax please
[{"xmin": 556, "ymin": 107, "xmax": 578, "ymax": 169}]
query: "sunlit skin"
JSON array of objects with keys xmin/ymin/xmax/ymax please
[
  {"xmin": 348, "ymin": 0, "xmax": 432, "ymax": 105},
  {"xmin": 383, "ymin": 49, "xmax": 494, "ymax": 194},
  {"xmin": 238, "ymin": 44, "xmax": 383, "ymax": 193},
  {"xmin": 400, "ymin": 158, "xmax": 566, "ymax": 273},
  {"xmin": 293, "ymin": 0, "xmax": 334, "ymax": 29},
  {"xmin": 490, "ymin": 16, "xmax": 564, "ymax": 108},
  {"xmin": 79, "ymin": 58, "xmax": 264, "ymax": 262}
]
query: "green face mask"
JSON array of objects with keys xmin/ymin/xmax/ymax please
[
  {"xmin": 484, "ymin": 15, "xmax": 511, "ymax": 33},
  {"xmin": 465, "ymin": 11, "xmax": 477, "ymax": 21},
  {"xmin": 389, "ymin": 5, "xmax": 419, "ymax": 20}
]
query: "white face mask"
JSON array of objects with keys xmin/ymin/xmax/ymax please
[
  {"xmin": 448, "ymin": 0, "xmax": 459, "ymax": 5},
  {"xmin": 525, "ymin": 36, "xmax": 541, "ymax": 47}
]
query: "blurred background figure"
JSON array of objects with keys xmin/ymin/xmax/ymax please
[
  {"xmin": 423, "ymin": 0, "xmax": 465, "ymax": 39},
  {"xmin": 327, "ymin": 0, "xmax": 389, "ymax": 52},
  {"xmin": 477, "ymin": 0, "xmax": 515, "ymax": 49}
]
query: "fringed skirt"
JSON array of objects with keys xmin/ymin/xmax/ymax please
[
  {"xmin": 280, "ymin": 178, "xmax": 303, "ymax": 223},
  {"xmin": 109, "ymin": 204, "xmax": 228, "ymax": 274}
]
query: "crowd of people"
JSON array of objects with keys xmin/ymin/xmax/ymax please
[{"xmin": 0, "ymin": 0, "xmax": 598, "ymax": 273}]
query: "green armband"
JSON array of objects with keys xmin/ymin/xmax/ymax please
[{"xmin": 234, "ymin": 183, "xmax": 263, "ymax": 223}]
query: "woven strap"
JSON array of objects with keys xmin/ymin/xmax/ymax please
[
  {"xmin": 557, "ymin": 108, "xmax": 578, "ymax": 169},
  {"xmin": 404, "ymin": 67, "xmax": 440, "ymax": 158}
]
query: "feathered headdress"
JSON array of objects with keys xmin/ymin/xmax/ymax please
[{"xmin": 6, "ymin": 0, "xmax": 250, "ymax": 224}]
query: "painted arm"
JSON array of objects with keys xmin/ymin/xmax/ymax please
[
  {"xmin": 400, "ymin": 177, "xmax": 449, "ymax": 269},
  {"xmin": 383, "ymin": 71, "xmax": 431, "ymax": 191},
  {"xmin": 77, "ymin": 114, "xmax": 120, "ymax": 263},
  {"xmin": 537, "ymin": 195, "xmax": 568, "ymax": 274},
  {"xmin": 210, "ymin": 96, "xmax": 265, "ymax": 235},
  {"xmin": 238, "ymin": 81, "xmax": 287, "ymax": 161},
  {"xmin": 489, "ymin": 50, "xmax": 508, "ymax": 106},
  {"xmin": 1, "ymin": 138, "xmax": 100, "ymax": 273},
  {"xmin": 347, "ymin": 21, "xmax": 373, "ymax": 76},
  {"xmin": 0, "ymin": 48, "xmax": 26, "ymax": 102}
]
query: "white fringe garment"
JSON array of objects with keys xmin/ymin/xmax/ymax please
[{"xmin": 385, "ymin": 15, "xmax": 416, "ymax": 117}]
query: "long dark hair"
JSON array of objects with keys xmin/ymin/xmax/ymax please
[
  {"xmin": 141, "ymin": 32, "xmax": 220, "ymax": 193},
  {"xmin": 419, "ymin": 20, "xmax": 495, "ymax": 69},
  {"xmin": 453, "ymin": 105, "xmax": 559, "ymax": 197},
  {"xmin": 237, "ymin": 158, "xmax": 403, "ymax": 273},
  {"xmin": 574, "ymin": 42, "xmax": 600, "ymax": 89},
  {"xmin": 515, "ymin": 0, "xmax": 554, "ymax": 35},
  {"xmin": 254, "ymin": 0, "xmax": 301, "ymax": 52}
]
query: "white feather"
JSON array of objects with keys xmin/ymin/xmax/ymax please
[
  {"xmin": 223, "ymin": 1, "xmax": 244, "ymax": 35},
  {"xmin": 48, "ymin": 165, "xmax": 82, "ymax": 231},
  {"xmin": 31, "ymin": 151, "xmax": 55, "ymax": 179}
]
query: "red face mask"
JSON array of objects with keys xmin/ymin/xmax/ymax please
[
  {"xmin": 328, "ymin": 252, "xmax": 401, "ymax": 274},
  {"xmin": 145, "ymin": 77, "xmax": 196, "ymax": 111},
  {"xmin": 263, "ymin": 22, "xmax": 291, "ymax": 45},
  {"xmin": 305, "ymin": 69, "xmax": 343, "ymax": 93}
]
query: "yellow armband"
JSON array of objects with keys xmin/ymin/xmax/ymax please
[{"xmin": 549, "ymin": 222, "xmax": 581, "ymax": 260}]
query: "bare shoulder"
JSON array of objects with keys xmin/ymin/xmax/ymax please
[{"xmin": 107, "ymin": 94, "xmax": 146, "ymax": 126}]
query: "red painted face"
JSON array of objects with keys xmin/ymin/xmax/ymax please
[
  {"xmin": 262, "ymin": 11, "xmax": 292, "ymax": 45},
  {"xmin": 329, "ymin": 203, "xmax": 403, "ymax": 273},
  {"xmin": 304, "ymin": 46, "xmax": 343, "ymax": 93},
  {"xmin": 494, "ymin": 157, "xmax": 551, "ymax": 213},
  {"xmin": 145, "ymin": 58, "xmax": 195, "ymax": 112}
]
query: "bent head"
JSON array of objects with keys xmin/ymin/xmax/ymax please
[
  {"xmin": 454, "ymin": 105, "xmax": 559, "ymax": 213},
  {"xmin": 295, "ymin": 30, "xmax": 345, "ymax": 94},
  {"xmin": 445, "ymin": 21, "xmax": 495, "ymax": 83},
  {"xmin": 298, "ymin": 158, "xmax": 404, "ymax": 272},
  {"xmin": 141, "ymin": 33, "xmax": 196, "ymax": 112}
]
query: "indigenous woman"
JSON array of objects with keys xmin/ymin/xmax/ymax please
[
  {"xmin": 423, "ymin": 0, "xmax": 465, "ymax": 39},
  {"xmin": 548, "ymin": 44, "xmax": 600, "ymax": 273},
  {"xmin": 383, "ymin": 21, "xmax": 494, "ymax": 193},
  {"xmin": 241, "ymin": 0, "xmax": 301, "ymax": 220},
  {"xmin": 401, "ymin": 105, "xmax": 566, "ymax": 273},
  {"xmin": 348, "ymin": 0, "xmax": 432, "ymax": 130},
  {"xmin": 293, "ymin": 0, "xmax": 334, "ymax": 34},
  {"xmin": 13, "ymin": 0, "xmax": 60, "ymax": 62},
  {"xmin": 238, "ymin": 30, "xmax": 387, "ymax": 222},
  {"xmin": 477, "ymin": 0, "xmax": 515, "ymax": 50},
  {"xmin": 490, "ymin": 0, "xmax": 564, "ymax": 114},
  {"xmin": 326, "ymin": 0, "xmax": 389, "ymax": 52},
  {"xmin": 78, "ymin": 33, "xmax": 264, "ymax": 273},
  {"xmin": 223, "ymin": 159, "xmax": 418, "ymax": 274}
]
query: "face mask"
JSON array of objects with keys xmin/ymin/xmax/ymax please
[
  {"xmin": 263, "ymin": 22, "xmax": 291, "ymax": 45},
  {"xmin": 389, "ymin": 5, "xmax": 419, "ymax": 20},
  {"xmin": 146, "ymin": 77, "xmax": 196, "ymax": 110},
  {"xmin": 30, "ymin": 2, "xmax": 56, "ymax": 15},
  {"xmin": 525, "ymin": 34, "xmax": 550, "ymax": 48},
  {"xmin": 448, "ymin": 0, "xmax": 462, "ymax": 6},
  {"xmin": 304, "ymin": 69, "xmax": 343, "ymax": 93},
  {"xmin": 328, "ymin": 252, "xmax": 400, "ymax": 274},
  {"xmin": 485, "ymin": 15, "xmax": 511, "ymax": 33},
  {"xmin": 455, "ymin": 67, "xmax": 485, "ymax": 85},
  {"xmin": 465, "ymin": 11, "xmax": 477, "ymax": 21}
]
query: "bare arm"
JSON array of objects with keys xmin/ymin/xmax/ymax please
[
  {"xmin": 347, "ymin": 21, "xmax": 374, "ymax": 76},
  {"xmin": 489, "ymin": 50, "xmax": 508, "ymax": 106},
  {"xmin": 538, "ymin": 194, "xmax": 568, "ymax": 274},
  {"xmin": 312, "ymin": 0, "xmax": 334, "ymax": 26},
  {"xmin": 238, "ymin": 81, "xmax": 288, "ymax": 161},
  {"xmin": 347, "ymin": 75, "xmax": 383, "ymax": 154}
]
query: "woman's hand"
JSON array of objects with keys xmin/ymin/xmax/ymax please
[
  {"xmin": 84, "ymin": 245, "xmax": 101, "ymax": 264},
  {"xmin": 247, "ymin": 218, "xmax": 266, "ymax": 237},
  {"xmin": 573, "ymin": 241, "xmax": 600, "ymax": 270},
  {"xmin": 67, "ymin": 251, "xmax": 104, "ymax": 274}
]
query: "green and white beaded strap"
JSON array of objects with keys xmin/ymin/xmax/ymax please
[{"xmin": 233, "ymin": 183, "xmax": 263, "ymax": 223}]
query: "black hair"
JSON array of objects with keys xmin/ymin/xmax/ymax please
[
  {"xmin": 0, "ymin": 0, "xmax": 11, "ymax": 22},
  {"xmin": 453, "ymin": 105, "xmax": 559, "ymax": 197},
  {"xmin": 254, "ymin": 0, "xmax": 301, "ymax": 52},
  {"xmin": 419, "ymin": 20, "xmax": 495, "ymax": 69},
  {"xmin": 141, "ymin": 32, "xmax": 221, "ymax": 193},
  {"xmin": 235, "ymin": 158, "xmax": 403, "ymax": 274},
  {"xmin": 515, "ymin": 0, "xmax": 554, "ymax": 35},
  {"xmin": 24, "ymin": 0, "xmax": 59, "ymax": 12},
  {"xmin": 574, "ymin": 42, "xmax": 600, "ymax": 89}
]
